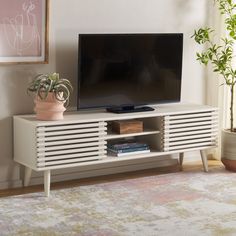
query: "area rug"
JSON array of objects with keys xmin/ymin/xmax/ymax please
[{"xmin": 1, "ymin": 166, "xmax": 236, "ymax": 236}]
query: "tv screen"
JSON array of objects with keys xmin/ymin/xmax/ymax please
[{"xmin": 78, "ymin": 33, "xmax": 183, "ymax": 111}]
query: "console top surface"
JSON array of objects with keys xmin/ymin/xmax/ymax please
[{"xmin": 14, "ymin": 103, "xmax": 218, "ymax": 126}]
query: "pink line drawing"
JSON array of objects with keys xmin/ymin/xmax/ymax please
[{"xmin": 2, "ymin": 0, "xmax": 41, "ymax": 56}]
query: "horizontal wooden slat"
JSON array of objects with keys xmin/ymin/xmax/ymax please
[
  {"xmin": 37, "ymin": 155, "xmax": 105, "ymax": 167},
  {"xmin": 37, "ymin": 132, "xmax": 107, "ymax": 142},
  {"xmin": 164, "ymin": 129, "xmax": 218, "ymax": 138},
  {"xmin": 37, "ymin": 136, "xmax": 106, "ymax": 147},
  {"xmin": 164, "ymin": 120, "xmax": 218, "ymax": 129},
  {"xmin": 37, "ymin": 127, "xmax": 106, "ymax": 137},
  {"xmin": 164, "ymin": 132, "xmax": 218, "ymax": 142},
  {"xmin": 164, "ymin": 141, "xmax": 216, "ymax": 151},
  {"xmin": 38, "ymin": 155, "xmax": 108, "ymax": 169},
  {"xmin": 37, "ymin": 146, "xmax": 106, "ymax": 157},
  {"xmin": 37, "ymin": 150, "xmax": 107, "ymax": 162},
  {"xmin": 37, "ymin": 122, "xmax": 107, "ymax": 132},
  {"xmin": 37, "ymin": 141, "xmax": 107, "ymax": 152},
  {"xmin": 165, "ymin": 116, "xmax": 218, "ymax": 125},
  {"xmin": 164, "ymin": 124, "xmax": 217, "ymax": 133},
  {"xmin": 165, "ymin": 112, "xmax": 218, "ymax": 120},
  {"xmin": 163, "ymin": 137, "xmax": 217, "ymax": 146}
]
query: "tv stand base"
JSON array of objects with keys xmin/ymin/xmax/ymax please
[
  {"xmin": 106, "ymin": 106, "xmax": 154, "ymax": 113},
  {"xmin": 13, "ymin": 103, "xmax": 218, "ymax": 197}
]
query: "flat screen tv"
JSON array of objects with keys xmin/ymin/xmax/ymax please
[{"xmin": 78, "ymin": 33, "xmax": 183, "ymax": 113}]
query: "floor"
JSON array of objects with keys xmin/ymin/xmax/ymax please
[{"xmin": 0, "ymin": 159, "xmax": 233, "ymax": 236}]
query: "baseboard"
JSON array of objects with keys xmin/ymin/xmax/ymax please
[
  {"xmin": 29, "ymin": 158, "xmax": 179, "ymax": 186},
  {"xmin": 0, "ymin": 180, "xmax": 22, "ymax": 190}
]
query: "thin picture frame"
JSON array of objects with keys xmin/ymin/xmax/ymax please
[{"xmin": 0, "ymin": 0, "xmax": 49, "ymax": 64}]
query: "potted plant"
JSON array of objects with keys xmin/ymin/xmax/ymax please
[
  {"xmin": 192, "ymin": 0, "xmax": 236, "ymax": 171},
  {"xmin": 27, "ymin": 72, "xmax": 73, "ymax": 121}
]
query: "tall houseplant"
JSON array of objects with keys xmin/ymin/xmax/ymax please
[
  {"xmin": 192, "ymin": 0, "xmax": 236, "ymax": 170},
  {"xmin": 27, "ymin": 72, "xmax": 73, "ymax": 120}
]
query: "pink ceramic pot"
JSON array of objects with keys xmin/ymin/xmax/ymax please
[{"xmin": 34, "ymin": 92, "xmax": 66, "ymax": 121}]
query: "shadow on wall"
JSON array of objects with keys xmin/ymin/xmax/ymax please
[
  {"xmin": 1, "ymin": 67, "xmax": 39, "ymax": 115},
  {"xmin": 1, "ymin": 63, "xmax": 52, "ymax": 114},
  {"xmin": 174, "ymin": 0, "xmax": 194, "ymax": 12},
  {"xmin": 0, "ymin": 69, "xmax": 35, "ymax": 184},
  {"xmin": 0, "ymin": 116, "xmax": 20, "ymax": 186},
  {"xmin": 173, "ymin": 0, "xmax": 210, "ymax": 29},
  {"xmin": 0, "ymin": 66, "xmax": 47, "ymax": 185},
  {"xmin": 55, "ymin": 29, "xmax": 78, "ymax": 109}
]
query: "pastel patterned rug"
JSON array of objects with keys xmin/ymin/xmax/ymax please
[{"xmin": 1, "ymin": 166, "xmax": 236, "ymax": 236}]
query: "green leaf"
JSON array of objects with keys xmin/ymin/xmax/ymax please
[
  {"xmin": 230, "ymin": 31, "xmax": 235, "ymax": 37},
  {"xmin": 27, "ymin": 72, "xmax": 73, "ymax": 105}
]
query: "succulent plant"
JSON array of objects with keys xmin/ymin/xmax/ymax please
[{"xmin": 27, "ymin": 73, "xmax": 73, "ymax": 106}]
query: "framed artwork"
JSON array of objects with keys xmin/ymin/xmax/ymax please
[{"xmin": 0, "ymin": 0, "xmax": 49, "ymax": 64}]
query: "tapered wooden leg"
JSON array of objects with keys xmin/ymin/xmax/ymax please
[
  {"xmin": 24, "ymin": 166, "xmax": 32, "ymax": 187},
  {"xmin": 200, "ymin": 150, "xmax": 208, "ymax": 172},
  {"xmin": 179, "ymin": 152, "xmax": 184, "ymax": 166},
  {"xmin": 44, "ymin": 170, "xmax": 51, "ymax": 197}
]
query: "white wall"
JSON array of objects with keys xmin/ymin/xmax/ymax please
[{"xmin": 0, "ymin": 0, "xmax": 211, "ymax": 188}]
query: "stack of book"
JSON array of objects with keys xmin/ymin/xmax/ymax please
[{"xmin": 107, "ymin": 142, "xmax": 150, "ymax": 157}]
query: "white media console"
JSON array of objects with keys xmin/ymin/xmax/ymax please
[{"xmin": 13, "ymin": 104, "xmax": 218, "ymax": 196}]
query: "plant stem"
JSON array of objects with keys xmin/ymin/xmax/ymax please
[{"xmin": 230, "ymin": 83, "xmax": 234, "ymax": 132}]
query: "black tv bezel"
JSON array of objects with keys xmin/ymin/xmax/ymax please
[{"xmin": 77, "ymin": 33, "xmax": 183, "ymax": 111}]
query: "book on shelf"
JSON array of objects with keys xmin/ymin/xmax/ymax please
[
  {"xmin": 108, "ymin": 149, "xmax": 151, "ymax": 157},
  {"xmin": 108, "ymin": 142, "xmax": 149, "ymax": 151},
  {"xmin": 108, "ymin": 146, "xmax": 149, "ymax": 154}
]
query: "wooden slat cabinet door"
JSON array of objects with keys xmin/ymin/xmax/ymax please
[
  {"xmin": 36, "ymin": 121, "xmax": 107, "ymax": 170},
  {"xmin": 161, "ymin": 110, "xmax": 218, "ymax": 152}
]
